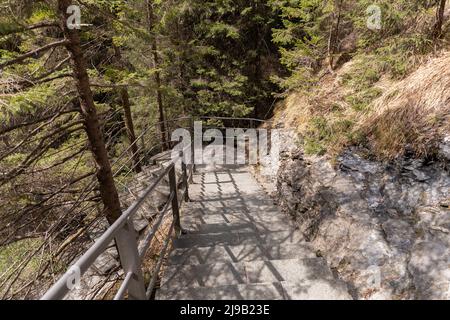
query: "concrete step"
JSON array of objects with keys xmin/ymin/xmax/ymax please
[
  {"xmin": 185, "ymin": 199, "xmax": 276, "ymax": 211},
  {"xmin": 181, "ymin": 213, "xmax": 296, "ymax": 232},
  {"xmin": 161, "ymin": 261, "xmax": 247, "ymax": 289},
  {"xmin": 185, "ymin": 199, "xmax": 250, "ymax": 209},
  {"xmin": 183, "ymin": 222, "xmax": 256, "ymax": 235},
  {"xmin": 157, "ymin": 282, "xmax": 286, "ymax": 300},
  {"xmin": 189, "ymin": 185, "xmax": 273, "ymax": 196},
  {"xmin": 172, "ymin": 230, "xmax": 305, "ymax": 248},
  {"xmin": 168, "ymin": 243, "xmax": 317, "ymax": 266},
  {"xmin": 159, "ymin": 258, "xmax": 350, "ymax": 297},
  {"xmin": 181, "ymin": 205, "xmax": 248, "ymax": 217},
  {"xmin": 157, "ymin": 280, "xmax": 351, "ymax": 300},
  {"xmin": 280, "ymin": 281, "xmax": 352, "ymax": 300},
  {"xmin": 244, "ymin": 258, "xmax": 335, "ymax": 284},
  {"xmin": 183, "ymin": 220, "xmax": 296, "ymax": 234},
  {"xmin": 182, "ymin": 203, "xmax": 281, "ymax": 217}
]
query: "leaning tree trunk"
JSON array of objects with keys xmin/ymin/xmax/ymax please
[
  {"xmin": 57, "ymin": 0, "xmax": 122, "ymax": 224},
  {"xmin": 433, "ymin": 0, "xmax": 446, "ymax": 39},
  {"xmin": 146, "ymin": 0, "xmax": 169, "ymax": 151}
]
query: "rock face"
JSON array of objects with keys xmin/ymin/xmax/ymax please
[{"xmin": 275, "ymin": 138, "xmax": 450, "ymax": 300}]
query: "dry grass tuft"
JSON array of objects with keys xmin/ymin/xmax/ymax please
[
  {"xmin": 358, "ymin": 53, "xmax": 450, "ymax": 160},
  {"xmin": 270, "ymin": 42, "xmax": 450, "ymax": 161}
]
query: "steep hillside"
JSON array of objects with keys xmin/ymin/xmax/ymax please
[
  {"xmin": 268, "ymin": 49, "xmax": 450, "ymax": 300},
  {"xmin": 272, "ymin": 50, "xmax": 450, "ymax": 160},
  {"xmin": 360, "ymin": 52, "xmax": 450, "ymax": 159}
]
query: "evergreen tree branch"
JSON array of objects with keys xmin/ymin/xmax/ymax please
[{"xmin": 0, "ymin": 40, "xmax": 69, "ymax": 69}]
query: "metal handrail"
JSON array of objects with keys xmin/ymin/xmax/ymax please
[
  {"xmin": 113, "ymin": 272, "xmax": 133, "ymax": 300},
  {"xmin": 41, "ymin": 116, "xmax": 267, "ymax": 300},
  {"xmin": 138, "ymin": 192, "xmax": 174, "ymax": 259},
  {"xmin": 145, "ymin": 220, "xmax": 174, "ymax": 299},
  {"xmin": 198, "ymin": 116, "xmax": 270, "ymax": 123},
  {"xmin": 41, "ymin": 151, "xmax": 189, "ymax": 300}
]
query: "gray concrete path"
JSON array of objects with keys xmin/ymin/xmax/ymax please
[{"xmin": 157, "ymin": 165, "xmax": 352, "ymax": 300}]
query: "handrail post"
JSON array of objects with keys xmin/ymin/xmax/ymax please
[
  {"xmin": 189, "ymin": 117, "xmax": 196, "ymax": 183},
  {"xmin": 114, "ymin": 219, "xmax": 146, "ymax": 300},
  {"xmin": 190, "ymin": 137, "xmax": 195, "ymax": 183},
  {"xmin": 181, "ymin": 151, "xmax": 190, "ymax": 202},
  {"xmin": 140, "ymin": 135, "xmax": 146, "ymax": 163},
  {"xmin": 168, "ymin": 165, "xmax": 182, "ymax": 237}
]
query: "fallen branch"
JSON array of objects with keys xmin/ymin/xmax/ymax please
[{"xmin": 0, "ymin": 40, "xmax": 68, "ymax": 69}]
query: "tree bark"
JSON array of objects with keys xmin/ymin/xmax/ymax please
[
  {"xmin": 327, "ymin": 0, "xmax": 343, "ymax": 72},
  {"xmin": 57, "ymin": 0, "xmax": 122, "ymax": 224},
  {"xmin": 433, "ymin": 0, "xmax": 446, "ymax": 39},
  {"xmin": 113, "ymin": 46, "xmax": 142, "ymax": 173},
  {"xmin": 146, "ymin": 0, "xmax": 169, "ymax": 150},
  {"xmin": 119, "ymin": 88, "xmax": 142, "ymax": 173}
]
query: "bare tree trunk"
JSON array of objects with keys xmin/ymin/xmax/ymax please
[
  {"xmin": 57, "ymin": 0, "xmax": 122, "ymax": 224},
  {"xmin": 152, "ymin": 42, "xmax": 169, "ymax": 150},
  {"xmin": 146, "ymin": 0, "xmax": 169, "ymax": 150},
  {"xmin": 327, "ymin": 0, "xmax": 343, "ymax": 72},
  {"xmin": 119, "ymin": 88, "xmax": 142, "ymax": 173},
  {"xmin": 433, "ymin": 0, "xmax": 446, "ymax": 39},
  {"xmin": 327, "ymin": 23, "xmax": 335, "ymax": 73},
  {"xmin": 113, "ymin": 46, "xmax": 142, "ymax": 173}
]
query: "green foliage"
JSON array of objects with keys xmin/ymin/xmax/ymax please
[
  {"xmin": 272, "ymin": 0, "xmax": 440, "ymax": 92},
  {"xmin": 27, "ymin": 5, "xmax": 56, "ymax": 23},
  {"xmin": 0, "ymin": 48, "xmax": 17, "ymax": 60},
  {"xmin": 374, "ymin": 34, "xmax": 434, "ymax": 79},
  {"xmin": 341, "ymin": 56, "xmax": 382, "ymax": 90},
  {"xmin": 160, "ymin": 0, "xmax": 280, "ymax": 118},
  {"xmin": 303, "ymin": 115, "xmax": 358, "ymax": 156},
  {"xmin": 271, "ymin": 0, "xmax": 445, "ymax": 157},
  {"xmin": 0, "ymin": 22, "xmax": 22, "ymax": 37},
  {"xmin": 271, "ymin": 0, "xmax": 339, "ymax": 91},
  {"xmin": 1, "ymin": 84, "xmax": 57, "ymax": 122},
  {"xmin": 208, "ymin": 22, "xmax": 240, "ymax": 39},
  {"xmin": 345, "ymin": 87, "xmax": 383, "ymax": 112},
  {"xmin": 304, "ymin": 138, "xmax": 327, "ymax": 155},
  {"xmin": 304, "ymin": 116, "xmax": 330, "ymax": 155}
]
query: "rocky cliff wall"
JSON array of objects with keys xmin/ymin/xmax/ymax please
[{"xmin": 271, "ymin": 136, "xmax": 450, "ymax": 300}]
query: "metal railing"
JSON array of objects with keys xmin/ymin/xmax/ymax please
[
  {"xmin": 41, "ymin": 116, "xmax": 266, "ymax": 300},
  {"xmin": 41, "ymin": 143, "xmax": 194, "ymax": 300}
]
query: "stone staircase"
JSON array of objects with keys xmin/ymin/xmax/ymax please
[{"xmin": 157, "ymin": 165, "xmax": 352, "ymax": 300}]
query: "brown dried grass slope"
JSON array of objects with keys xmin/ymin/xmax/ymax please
[{"xmin": 359, "ymin": 52, "xmax": 450, "ymax": 160}]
